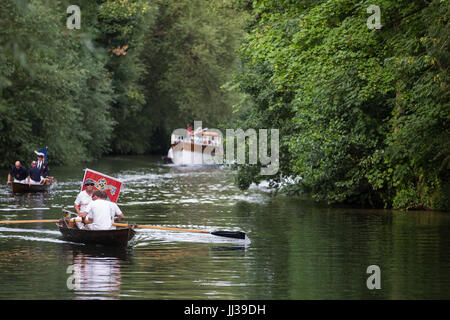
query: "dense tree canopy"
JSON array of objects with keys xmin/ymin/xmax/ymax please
[
  {"xmin": 0, "ymin": 0, "xmax": 115, "ymax": 164},
  {"xmin": 0, "ymin": 0, "xmax": 447, "ymax": 210},
  {"xmin": 0, "ymin": 0, "xmax": 244, "ymax": 161},
  {"xmin": 136, "ymin": 0, "xmax": 246, "ymax": 153},
  {"xmin": 229, "ymin": 0, "xmax": 449, "ymax": 210}
]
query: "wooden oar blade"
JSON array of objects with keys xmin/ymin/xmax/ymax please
[
  {"xmin": 210, "ymin": 231, "xmax": 246, "ymax": 239},
  {"xmin": 115, "ymin": 222, "xmax": 246, "ymax": 240}
]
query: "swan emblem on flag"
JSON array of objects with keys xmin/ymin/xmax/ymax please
[{"xmin": 94, "ymin": 178, "xmax": 117, "ymax": 195}]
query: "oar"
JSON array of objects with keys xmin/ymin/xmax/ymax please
[
  {"xmin": 0, "ymin": 218, "xmax": 245, "ymax": 240},
  {"xmin": 0, "ymin": 218, "xmax": 81, "ymax": 224},
  {"xmin": 112, "ymin": 222, "xmax": 246, "ymax": 240},
  {"xmin": 0, "ymin": 219, "xmax": 60, "ymax": 224},
  {"xmin": 62, "ymin": 209, "xmax": 246, "ymax": 240}
]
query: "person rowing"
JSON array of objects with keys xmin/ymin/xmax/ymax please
[
  {"xmin": 79, "ymin": 190, "xmax": 124, "ymax": 230},
  {"xmin": 109, "ymin": 199, "xmax": 125, "ymax": 222}
]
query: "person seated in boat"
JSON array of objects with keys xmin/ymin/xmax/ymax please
[
  {"xmin": 7, "ymin": 161, "xmax": 28, "ymax": 184},
  {"xmin": 74, "ymin": 179, "xmax": 96, "ymax": 215},
  {"xmin": 80, "ymin": 190, "xmax": 117, "ymax": 230},
  {"xmin": 90, "ymin": 190, "xmax": 124, "ymax": 222},
  {"xmin": 110, "ymin": 200, "xmax": 125, "ymax": 222},
  {"xmin": 27, "ymin": 161, "xmax": 44, "ymax": 185},
  {"xmin": 74, "ymin": 179, "xmax": 96, "ymax": 229}
]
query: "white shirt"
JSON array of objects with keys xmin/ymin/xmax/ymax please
[
  {"xmin": 85, "ymin": 199, "xmax": 115, "ymax": 230},
  {"xmin": 109, "ymin": 202, "xmax": 122, "ymax": 219},
  {"xmin": 74, "ymin": 190, "xmax": 93, "ymax": 212}
]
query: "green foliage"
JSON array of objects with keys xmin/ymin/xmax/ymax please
[
  {"xmin": 139, "ymin": 0, "xmax": 246, "ymax": 153},
  {"xmin": 229, "ymin": 0, "xmax": 449, "ymax": 210},
  {"xmin": 0, "ymin": 0, "xmax": 114, "ymax": 166},
  {"xmin": 0, "ymin": 0, "xmax": 245, "ymax": 164},
  {"xmin": 96, "ymin": 0, "xmax": 156, "ymax": 154},
  {"xmin": 2, "ymin": 0, "xmax": 446, "ymax": 212}
]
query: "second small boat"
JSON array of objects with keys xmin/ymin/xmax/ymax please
[{"xmin": 11, "ymin": 179, "xmax": 55, "ymax": 194}]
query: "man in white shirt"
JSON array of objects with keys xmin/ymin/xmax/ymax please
[
  {"xmin": 81, "ymin": 190, "xmax": 114, "ymax": 230},
  {"xmin": 109, "ymin": 201, "xmax": 125, "ymax": 222},
  {"xmin": 74, "ymin": 179, "xmax": 95, "ymax": 229},
  {"xmin": 81, "ymin": 190, "xmax": 125, "ymax": 230},
  {"xmin": 74, "ymin": 179, "xmax": 95, "ymax": 215}
]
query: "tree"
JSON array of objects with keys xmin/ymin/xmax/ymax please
[
  {"xmin": 140, "ymin": 0, "xmax": 246, "ymax": 153},
  {"xmin": 0, "ymin": 0, "xmax": 114, "ymax": 165},
  {"xmin": 229, "ymin": 0, "xmax": 449, "ymax": 210}
]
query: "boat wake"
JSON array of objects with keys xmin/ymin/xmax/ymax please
[
  {"xmin": 0, "ymin": 233, "xmax": 84, "ymax": 245},
  {"xmin": 133, "ymin": 228, "xmax": 251, "ymax": 246},
  {"xmin": 0, "ymin": 227, "xmax": 60, "ymax": 235},
  {"xmin": 0, "ymin": 207, "xmax": 50, "ymax": 211}
]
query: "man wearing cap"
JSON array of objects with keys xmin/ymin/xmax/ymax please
[
  {"xmin": 74, "ymin": 179, "xmax": 96, "ymax": 230},
  {"xmin": 35, "ymin": 153, "xmax": 49, "ymax": 178}
]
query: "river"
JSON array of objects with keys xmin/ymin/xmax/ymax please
[{"xmin": 0, "ymin": 155, "xmax": 449, "ymax": 299}]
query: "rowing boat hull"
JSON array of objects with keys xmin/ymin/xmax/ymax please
[
  {"xmin": 11, "ymin": 181, "xmax": 52, "ymax": 193},
  {"xmin": 57, "ymin": 223, "xmax": 135, "ymax": 247}
]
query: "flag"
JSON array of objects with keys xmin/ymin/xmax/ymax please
[
  {"xmin": 34, "ymin": 147, "xmax": 48, "ymax": 164},
  {"xmin": 81, "ymin": 168, "xmax": 122, "ymax": 203}
]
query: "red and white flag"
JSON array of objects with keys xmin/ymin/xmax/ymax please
[{"xmin": 81, "ymin": 168, "xmax": 122, "ymax": 203}]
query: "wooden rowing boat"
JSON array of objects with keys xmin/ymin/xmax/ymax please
[
  {"xmin": 11, "ymin": 180, "xmax": 54, "ymax": 194},
  {"xmin": 57, "ymin": 219, "xmax": 135, "ymax": 247}
]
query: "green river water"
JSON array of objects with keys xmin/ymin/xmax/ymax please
[{"xmin": 0, "ymin": 155, "xmax": 449, "ymax": 300}]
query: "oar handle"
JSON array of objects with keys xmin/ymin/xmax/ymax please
[
  {"xmin": 0, "ymin": 219, "xmax": 60, "ymax": 224},
  {"xmin": 112, "ymin": 222, "xmax": 210, "ymax": 234},
  {"xmin": 0, "ymin": 218, "xmax": 82, "ymax": 224},
  {"xmin": 63, "ymin": 209, "xmax": 246, "ymax": 239}
]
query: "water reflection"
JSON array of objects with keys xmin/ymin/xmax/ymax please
[
  {"xmin": 62, "ymin": 245, "xmax": 131, "ymax": 300},
  {"xmin": 1, "ymin": 156, "xmax": 449, "ymax": 299},
  {"xmin": 0, "ymin": 192, "xmax": 49, "ymax": 207}
]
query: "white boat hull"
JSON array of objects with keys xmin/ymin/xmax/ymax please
[
  {"xmin": 170, "ymin": 142, "xmax": 223, "ymax": 166},
  {"xmin": 169, "ymin": 128, "xmax": 223, "ymax": 166}
]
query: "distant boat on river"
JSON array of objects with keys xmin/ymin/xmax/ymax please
[{"xmin": 164, "ymin": 128, "xmax": 223, "ymax": 166}]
